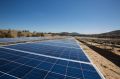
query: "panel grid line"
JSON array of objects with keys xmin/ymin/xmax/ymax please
[
  {"xmin": 0, "ymin": 50, "xmax": 95, "ymax": 72},
  {"xmin": 0, "ymin": 47, "xmax": 91, "ymax": 65},
  {"xmin": 0, "ymin": 71, "xmax": 20, "ymax": 79}
]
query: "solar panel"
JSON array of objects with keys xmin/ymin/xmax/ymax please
[
  {"xmin": 0, "ymin": 37, "xmax": 46, "ymax": 43},
  {"xmin": 0, "ymin": 38, "xmax": 104, "ymax": 79},
  {"xmin": 4, "ymin": 39, "xmax": 90, "ymax": 62}
]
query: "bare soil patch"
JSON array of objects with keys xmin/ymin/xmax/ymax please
[{"xmin": 79, "ymin": 41, "xmax": 120, "ymax": 79}]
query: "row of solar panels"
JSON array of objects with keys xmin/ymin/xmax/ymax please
[
  {"xmin": 0, "ymin": 38, "xmax": 104, "ymax": 79},
  {"xmin": 0, "ymin": 37, "xmax": 48, "ymax": 43},
  {"xmin": 4, "ymin": 40, "xmax": 89, "ymax": 62}
]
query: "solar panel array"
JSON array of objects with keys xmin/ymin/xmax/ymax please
[
  {"xmin": 0, "ymin": 38, "xmax": 103, "ymax": 79},
  {"xmin": 0, "ymin": 37, "xmax": 47, "ymax": 43}
]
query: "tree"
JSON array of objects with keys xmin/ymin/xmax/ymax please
[
  {"xmin": 6, "ymin": 29, "xmax": 13, "ymax": 38},
  {"xmin": 17, "ymin": 31, "xmax": 24, "ymax": 37},
  {"xmin": 26, "ymin": 34, "xmax": 30, "ymax": 37},
  {"xmin": 41, "ymin": 33, "xmax": 44, "ymax": 37},
  {"xmin": 0, "ymin": 33, "xmax": 5, "ymax": 38}
]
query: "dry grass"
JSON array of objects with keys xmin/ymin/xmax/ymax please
[{"xmin": 79, "ymin": 42, "xmax": 120, "ymax": 79}]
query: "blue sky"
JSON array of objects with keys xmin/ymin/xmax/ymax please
[{"xmin": 0, "ymin": 0, "xmax": 120, "ymax": 34}]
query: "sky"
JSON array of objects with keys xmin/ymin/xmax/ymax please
[{"xmin": 0, "ymin": 0, "xmax": 120, "ymax": 34}]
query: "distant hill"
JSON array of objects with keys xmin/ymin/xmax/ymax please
[
  {"xmin": 79, "ymin": 30, "xmax": 120, "ymax": 38},
  {"xmin": 57, "ymin": 30, "xmax": 120, "ymax": 38},
  {"xmin": 99, "ymin": 30, "xmax": 120, "ymax": 36}
]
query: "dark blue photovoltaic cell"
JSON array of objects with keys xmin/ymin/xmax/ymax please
[
  {"xmin": 45, "ymin": 72, "xmax": 65, "ymax": 79},
  {"xmin": 56, "ymin": 60, "xmax": 68, "ymax": 66},
  {"xmin": 44, "ymin": 58, "xmax": 57, "ymax": 63},
  {"xmin": 51, "ymin": 64, "xmax": 66, "ymax": 75},
  {"xmin": 0, "ymin": 74, "xmax": 17, "ymax": 79},
  {"xmin": 83, "ymin": 70, "xmax": 102, "ymax": 79},
  {"xmin": 81, "ymin": 63, "xmax": 96, "ymax": 72},
  {"xmin": 1, "ymin": 54, "xmax": 20, "ymax": 61},
  {"xmin": 0, "ymin": 72, "xmax": 3, "ymax": 76},
  {"xmin": 36, "ymin": 62, "xmax": 53, "ymax": 71},
  {"xmin": 0, "ymin": 59, "xmax": 10, "ymax": 66},
  {"xmin": 14, "ymin": 57, "xmax": 31, "ymax": 64},
  {"xmin": 25, "ymin": 59, "xmax": 41, "ymax": 67},
  {"xmin": 0, "ymin": 48, "xmax": 28, "ymax": 56},
  {"xmin": 23, "ymin": 69, "xmax": 48, "ymax": 79},
  {"xmin": 68, "ymin": 62, "xmax": 81, "ymax": 69},
  {"xmin": 8, "ymin": 65, "xmax": 33, "ymax": 78},
  {"xmin": 0, "ymin": 38, "xmax": 102, "ymax": 79},
  {"xmin": 65, "ymin": 76, "xmax": 77, "ymax": 79},
  {"xmin": 67, "ymin": 67, "xmax": 83, "ymax": 78},
  {"xmin": 0, "ymin": 62, "xmax": 21, "ymax": 73}
]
